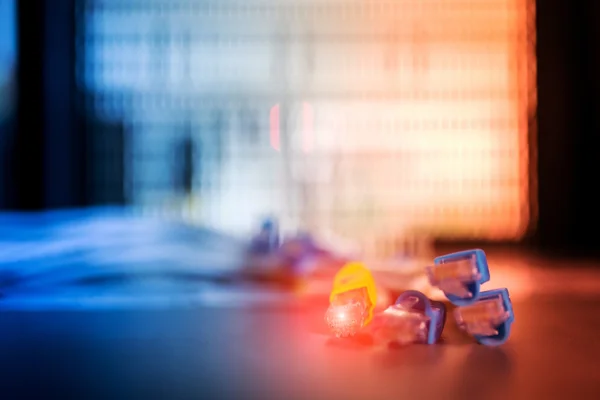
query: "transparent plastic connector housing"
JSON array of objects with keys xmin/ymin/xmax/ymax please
[
  {"xmin": 370, "ymin": 304, "xmax": 430, "ymax": 346},
  {"xmin": 325, "ymin": 289, "xmax": 369, "ymax": 337},
  {"xmin": 454, "ymin": 295, "xmax": 510, "ymax": 337},
  {"xmin": 426, "ymin": 255, "xmax": 481, "ymax": 298}
]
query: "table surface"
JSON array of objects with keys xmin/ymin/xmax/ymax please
[
  {"xmin": 2, "ymin": 277, "xmax": 600, "ymax": 400},
  {"xmin": 1, "ymin": 211, "xmax": 600, "ymax": 399}
]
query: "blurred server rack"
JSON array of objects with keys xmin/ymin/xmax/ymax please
[{"xmin": 76, "ymin": 0, "xmax": 537, "ymax": 248}]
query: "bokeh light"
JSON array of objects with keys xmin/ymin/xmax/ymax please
[{"xmin": 78, "ymin": 0, "xmax": 536, "ymax": 242}]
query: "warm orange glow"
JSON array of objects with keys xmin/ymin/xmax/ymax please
[{"xmin": 290, "ymin": 0, "xmax": 537, "ymax": 241}]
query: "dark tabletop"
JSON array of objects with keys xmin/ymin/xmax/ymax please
[
  {"xmin": 0, "ymin": 211, "xmax": 599, "ymax": 400},
  {"xmin": 1, "ymin": 293, "xmax": 600, "ymax": 400}
]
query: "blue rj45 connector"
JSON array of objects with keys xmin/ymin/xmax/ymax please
[
  {"xmin": 454, "ymin": 288, "xmax": 514, "ymax": 346},
  {"xmin": 370, "ymin": 290, "xmax": 447, "ymax": 346},
  {"xmin": 426, "ymin": 249, "xmax": 491, "ymax": 306}
]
